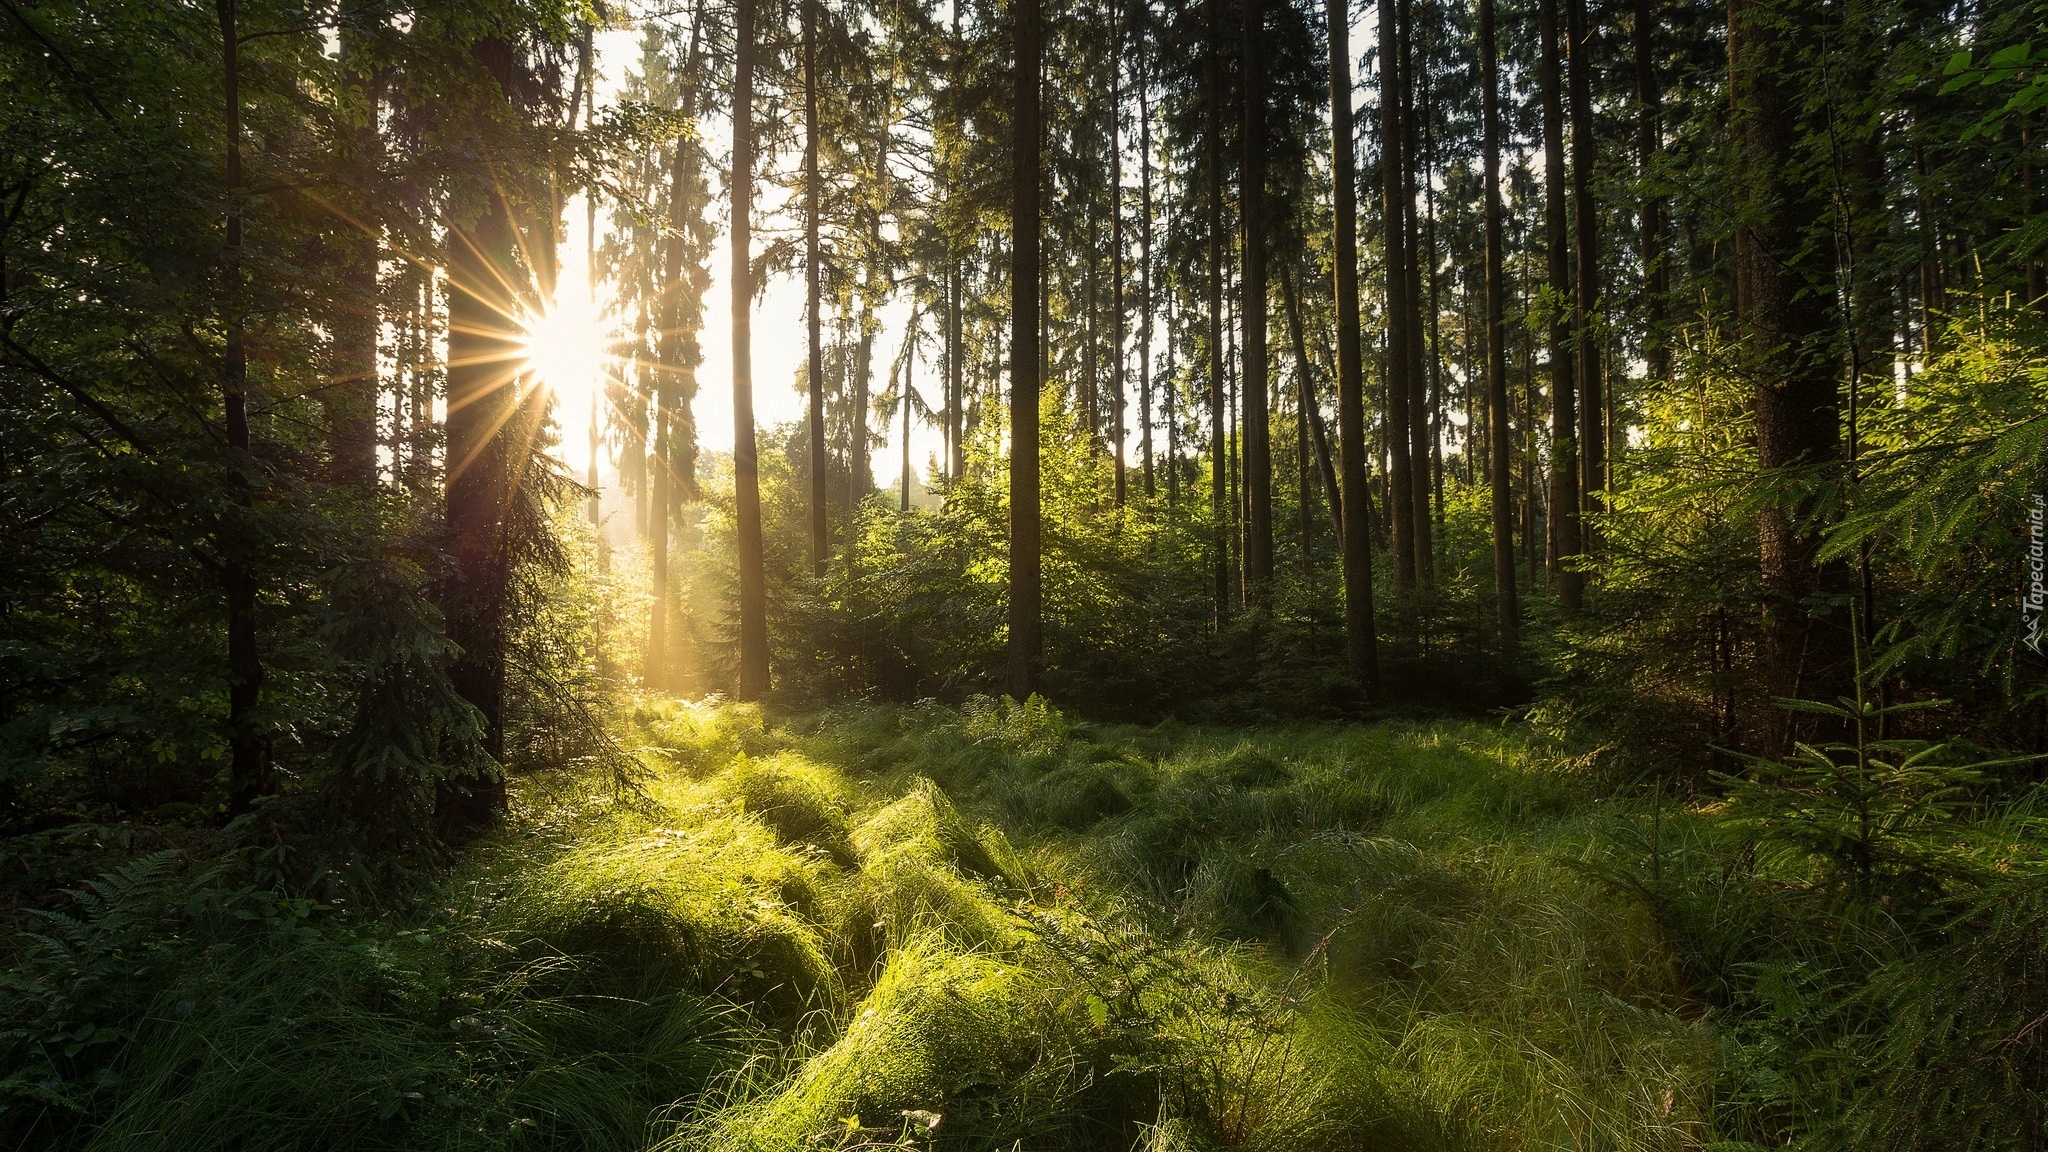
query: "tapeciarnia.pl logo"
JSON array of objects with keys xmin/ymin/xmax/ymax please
[{"xmin": 2028, "ymin": 493, "xmax": 2046, "ymax": 655}]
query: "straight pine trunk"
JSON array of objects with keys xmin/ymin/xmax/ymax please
[
  {"xmin": 1635, "ymin": 0, "xmax": 1668, "ymax": 381},
  {"xmin": 1538, "ymin": 0, "xmax": 1583, "ymax": 608},
  {"xmin": 1329, "ymin": 0, "xmax": 1378, "ymax": 688},
  {"xmin": 1282, "ymin": 266, "xmax": 1343, "ymax": 547},
  {"xmin": 1207, "ymin": 0, "xmax": 1230, "ymax": 624},
  {"xmin": 805, "ymin": 0, "xmax": 828, "ymax": 575},
  {"xmin": 1111, "ymin": 22, "xmax": 1127, "ymax": 507},
  {"xmin": 1729, "ymin": 0, "xmax": 1845, "ymax": 733},
  {"xmin": 649, "ymin": 399, "xmax": 669, "ymax": 687},
  {"xmin": 333, "ymin": 6, "xmax": 381, "ymax": 489},
  {"xmin": 440, "ymin": 35, "xmax": 524, "ymax": 826},
  {"xmin": 1138, "ymin": 23, "xmax": 1156, "ymax": 498},
  {"xmin": 1378, "ymin": 0, "xmax": 1416, "ymax": 598},
  {"xmin": 731, "ymin": 0, "xmax": 770, "ymax": 699},
  {"xmin": 1569, "ymin": 0, "xmax": 1604, "ymax": 524},
  {"xmin": 1009, "ymin": 0, "xmax": 1043, "ymax": 696},
  {"xmin": 218, "ymin": 0, "xmax": 268, "ymax": 817},
  {"xmin": 1399, "ymin": 0, "xmax": 1431, "ymax": 588},
  {"xmin": 651, "ymin": 12, "xmax": 709, "ymax": 687},
  {"xmin": 1481, "ymin": 0, "xmax": 1518, "ymax": 642},
  {"xmin": 1240, "ymin": 0, "xmax": 1273, "ymax": 598}
]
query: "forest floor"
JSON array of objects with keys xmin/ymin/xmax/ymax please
[{"xmin": 23, "ymin": 699, "xmax": 1720, "ymax": 1151}]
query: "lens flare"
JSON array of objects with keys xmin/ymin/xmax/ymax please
[{"xmin": 517, "ymin": 291, "xmax": 613, "ymax": 410}]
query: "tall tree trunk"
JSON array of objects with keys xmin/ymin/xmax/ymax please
[
  {"xmin": 1420, "ymin": 54, "xmax": 1445, "ymax": 534},
  {"xmin": 1111, "ymin": 18, "xmax": 1128, "ymax": 506},
  {"xmin": 949, "ymin": 265, "xmax": 964, "ymax": 478},
  {"xmin": 1538, "ymin": 0, "xmax": 1583, "ymax": 608},
  {"xmin": 1165, "ymin": 157, "xmax": 1180, "ymax": 508},
  {"xmin": 218, "ymin": 0, "xmax": 268, "ymax": 817},
  {"xmin": 1208, "ymin": 0, "xmax": 1230, "ymax": 623},
  {"xmin": 652, "ymin": 15, "xmax": 708, "ymax": 689},
  {"xmin": 1009, "ymin": 0, "xmax": 1043, "ymax": 697},
  {"xmin": 1482, "ymin": 0, "xmax": 1518, "ymax": 642},
  {"xmin": 2028, "ymin": 120, "xmax": 2045, "ymax": 311},
  {"xmin": 1379, "ymin": 0, "xmax": 1417, "ymax": 597},
  {"xmin": 1139, "ymin": 21, "xmax": 1156, "ymax": 498},
  {"xmin": 1220, "ymin": 295, "xmax": 1236, "ymax": 602},
  {"xmin": 649, "ymin": 396, "xmax": 670, "ymax": 686},
  {"xmin": 1283, "ymin": 266, "xmax": 1343, "ymax": 545},
  {"xmin": 1523, "ymin": 306, "xmax": 1541, "ymax": 585},
  {"xmin": 333, "ymin": 7, "xmax": 380, "ymax": 489},
  {"xmin": 949, "ymin": 2, "xmax": 967, "ymax": 481},
  {"xmin": 853, "ymin": 310, "xmax": 874, "ymax": 508},
  {"xmin": 1568, "ymin": 0, "xmax": 1603, "ymax": 526},
  {"xmin": 630, "ymin": 373, "xmax": 648, "ymax": 540},
  {"xmin": 1635, "ymin": 0, "xmax": 1668, "ymax": 381},
  {"xmin": 805, "ymin": 0, "xmax": 827, "ymax": 575},
  {"xmin": 1329, "ymin": 0, "xmax": 1378, "ymax": 688},
  {"xmin": 1086, "ymin": 199, "xmax": 1100, "ymax": 440},
  {"xmin": 441, "ymin": 35, "xmax": 524, "ymax": 827},
  {"xmin": 1399, "ymin": 0, "xmax": 1432, "ymax": 588},
  {"xmin": 1729, "ymin": 0, "xmax": 1844, "ymax": 728},
  {"xmin": 587, "ymin": 392, "xmax": 602, "ymax": 536},
  {"xmin": 731, "ymin": 0, "xmax": 770, "ymax": 699},
  {"xmin": 901, "ymin": 332, "xmax": 913, "ymax": 511},
  {"xmin": 1241, "ymin": 0, "xmax": 1273, "ymax": 598},
  {"xmin": 1297, "ymin": 348, "xmax": 1312, "ymax": 572}
]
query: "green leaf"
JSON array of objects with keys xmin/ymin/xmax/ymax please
[{"xmin": 1986, "ymin": 42, "xmax": 2031, "ymax": 70}]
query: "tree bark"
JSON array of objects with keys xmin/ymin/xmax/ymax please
[
  {"xmin": 1539, "ymin": 0, "xmax": 1583, "ymax": 608},
  {"xmin": 653, "ymin": 12, "xmax": 709, "ymax": 689},
  {"xmin": 901, "ymin": 323, "xmax": 913, "ymax": 511},
  {"xmin": 1729, "ymin": 0, "xmax": 1844, "ymax": 725},
  {"xmin": 1165, "ymin": 157, "xmax": 1180, "ymax": 509},
  {"xmin": 731, "ymin": 0, "xmax": 770, "ymax": 699},
  {"xmin": 1240, "ymin": 0, "xmax": 1273, "ymax": 598},
  {"xmin": 1208, "ymin": 0, "xmax": 1230, "ymax": 623},
  {"xmin": 218, "ymin": 0, "xmax": 268, "ymax": 818},
  {"xmin": 1481, "ymin": 0, "xmax": 1518, "ymax": 644},
  {"xmin": 805, "ymin": 0, "xmax": 828, "ymax": 574},
  {"xmin": 1635, "ymin": 0, "xmax": 1668, "ymax": 382},
  {"xmin": 1568, "ymin": 0, "xmax": 1603, "ymax": 525},
  {"xmin": 333, "ymin": 5, "xmax": 381, "ymax": 489},
  {"xmin": 1399, "ymin": 0, "xmax": 1431, "ymax": 587},
  {"xmin": 1283, "ymin": 265, "xmax": 1343, "ymax": 546},
  {"xmin": 440, "ymin": 34, "xmax": 524, "ymax": 827},
  {"xmin": 649, "ymin": 393, "xmax": 670, "ymax": 687},
  {"xmin": 2029, "ymin": 120, "xmax": 2046, "ymax": 311},
  {"xmin": 1009, "ymin": 0, "xmax": 1043, "ymax": 697},
  {"xmin": 1111, "ymin": 18, "xmax": 1127, "ymax": 507},
  {"xmin": 1421, "ymin": 54, "xmax": 1445, "ymax": 535},
  {"xmin": 1378, "ymin": 0, "xmax": 1416, "ymax": 597},
  {"xmin": 1329, "ymin": 0, "xmax": 1378, "ymax": 688},
  {"xmin": 1138, "ymin": 18, "xmax": 1156, "ymax": 499}
]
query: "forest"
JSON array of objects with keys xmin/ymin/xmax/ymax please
[{"xmin": 4, "ymin": 0, "xmax": 2047, "ymax": 1146}]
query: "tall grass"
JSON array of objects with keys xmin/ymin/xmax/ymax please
[{"xmin": 24, "ymin": 695, "xmax": 2027, "ymax": 1149}]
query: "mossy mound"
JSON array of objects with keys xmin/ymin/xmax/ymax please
[
  {"xmin": 506, "ymin": 819, "xmax": 839, "ymax": 1021},
  {"xmin": 689, "ymin": 941, "xmax": 1134, "ymax": 1151},
  {"xmin": 716, "ymin": 752, "xmax": 856, "ymax": 862}
]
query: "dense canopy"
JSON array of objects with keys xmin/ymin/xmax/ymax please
[{"xmin": 3, "ymin": 0, "xmax": 2046, "ymax": 1146}]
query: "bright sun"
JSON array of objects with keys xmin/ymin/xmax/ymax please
[{"xmin": 518, "ymin": 288, "xmax": 614, "ymax": 411}]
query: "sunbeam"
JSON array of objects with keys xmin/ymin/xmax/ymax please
[{"xmin": 517, "ymin": 287, "xmax": 616, "ymax": 416}]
